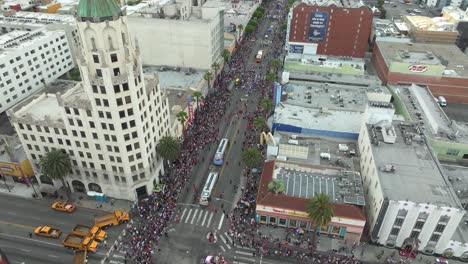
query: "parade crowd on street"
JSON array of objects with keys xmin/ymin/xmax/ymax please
[{"xmin": 112, "ymin": 0, "xmax": 363, "ymax": 263}]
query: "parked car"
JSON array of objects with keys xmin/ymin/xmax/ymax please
[
  {"xmin": 51, "ymin": 201, "xmax": 77, "ymax": 213},
  {"xmin": 34, "ymin": 226, "xmax": 62, "ymax": 238}
]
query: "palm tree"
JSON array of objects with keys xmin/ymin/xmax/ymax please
[
  {"xmin": 267, "ymin": 179, "xmax": 285, "ymax": 194},
  {"xmin": 211, "ymin": 62, "xmax": 220, "ymax": 78},
  {"xmin": 204, "ymin": 71, "xmax": 213, "ymax": 90},
  {"xmin": 222, "ymin": 49, "xmax": 231, "ymax": 63},
  {"xmin": 253, "ymin": 116, "xmax": 267, "ymax": 130},
  {"xmin": 40, "ymin": 149, "xmax": 71, "ymax": 196},
  {"xmin": 270, "ymin": 59, "xmax": 281, "ymax": 73},
  {"xmin": 176, "ymin": 110, "xmax": 188, "ymax": 130},
  {"xmin": 241, "ymin": 148, "xmax": 262, "ymax": 168},
  {"xmin": 156, "ymin": 136, "xmax": 181, "ymax": 168},
  {"xmin": 260, "ymin": 98, "xmax": 273, "ymax": 116},
  {"xmin": 192, "ymin": 91, "xmax": 203, "ymax": 109},
  {"xmin": 266, "ymin": 72, "xmax": 276, "ymax": 83},
  {"xmin": 306, "ymin": 193, "xmax": 334, "ymax": 232}
]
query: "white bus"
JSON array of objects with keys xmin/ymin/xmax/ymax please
[
  {"xmin": 199, "ymin": 172, "xmax": 219, "ymax": 206},
  {"xmin": 213, "ymin": 138, "xmax": 229, "ymax": 165}
]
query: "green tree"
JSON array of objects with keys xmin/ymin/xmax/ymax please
[
  {"xmin": 40, "ymin": 149, "xmax": 71, "ymax": 196},
  {"xmin": 270, "ymin": 59, "xmax": 281, "ymax": 72},
  {"xmin": 288, "ymin": 0, "xmax": 295, "ymax": 7},
  {"xmin": 237, "ymin": 24, "xmax": 244, "ymax": 33},
  {"xmin": 176, "ymin": 110, "xmax": 188, "ymax": 129},
  {"xmin": 248, "ymin": 19, "xmax": 258, "ymax": 27},
  {"xmin": 211, "ymin": 62, "xmax": 220, "ymax": 77},
  {"xmin": 192, "ymin": 91, "xmax": 203, "ymax": 109},
  {"xmin": 69, "ymin": 68, "xmax": 81, "ymax": 81},
  {"xmin": 156, "ymin": 136, "xmax": 181, "ymax": 166},
  {"xmin": 306, "ymin": 193, "xmax": 334, "ymax": 230},
  {"xmin": 266, "ymin": 72, "xmax": 276, "ymax": 82},
  {"xmin": 253, "ymin": 116, "xmax": 267, "ymax": 130},
  {"xmin": 281, "ymin": 23, "xmax": 288, "ymax": 31},
  {"xmin": 204, "ymin": 71, "xmax": 213, "ymax": 90},
  {"xmin": 241, "ymin": 148, "xmax": 263, "ymax": 168},
  {"xmin": 245, "ymin": 25, "xmax": 255, "ymax": 35},
  {"xmin": 261, "ymin": 98, "xmax": 273, "ymax": 116},
  {"xmin": 380, "ymin": 8, "xmax": 387, "ymax": 19},
  {"xmin": 268, "ymin": 179, "xmax": 285, "ymax": 194},
  {"xmin": 222, "ymin": 49, "xmax": 231, "ymax": 63}
]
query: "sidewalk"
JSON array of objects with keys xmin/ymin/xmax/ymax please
[{"xmin": 256, "ymin": 225, "xmax": 465, "ymax": 264}]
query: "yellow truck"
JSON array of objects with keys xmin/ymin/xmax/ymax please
[
  {"xmin": 72, "ymin": 224, "xmax": 107, "ymax": 241},
  {"xmin": 95, "ymin": 210, "xmax": 129, "ymax": 228},
  {"xmin": 63, "ymin": 234, "xmax": 98, "ymax": 252}
]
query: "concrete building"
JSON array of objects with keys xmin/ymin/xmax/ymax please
[
  {"xmin": 270, "ymin": 81, "xmax": 394, "ymax": 140},
  {"xmin": 402, "ymin": 15, "xmax": 459, "ymax": 44},
  {"xmin": 285, "ymin": 0, "xmax": 373, "ymax": 59},
  {"xmin": 358, "ymin": 120, "xmax": 464, "ymax": 255},
  {"xmin": 8, "ymin": 0, "xmax": 172, "ymax": 200},
  {"xmin": 372, "ymin": 40, "xmax": 468, "ymax": 103},
  {"xmin": 127, "ymin": 0, "xmax": 224, "ymax": 70},
  {"xmin": 442, "ymin": 6, "xmax": 468, "ymax": 52},
  {"xmin": 0, "ymin": 27, "xmax": 74, "ymax": 113},
  {"xmin": 425, "ymin": 0, "xmax": 462, "ymax": 9},
  {"xmin": 371, "ymin": 18, "xmax": 409, "ymax": 45}
]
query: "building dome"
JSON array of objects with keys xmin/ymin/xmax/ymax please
[{"xmin": 77, "ymin": 0, "xmax": 123, "ymax": 22}]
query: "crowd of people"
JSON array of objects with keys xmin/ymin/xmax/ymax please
[{"xmin": 111, "ymin": 0, "xmax": 363, "ymax": 263}]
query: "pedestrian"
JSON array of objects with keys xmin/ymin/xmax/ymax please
[
  {"xmin": 164, "ymin": 232, "xmax": 168, "ymax": 238},
  {"xmin": 28, "ymin": 232, "xmax": 32, "ymax": 238},
  {"xmin": 104, "ymin": 240, "xmax": 108, "ymax": 248}
]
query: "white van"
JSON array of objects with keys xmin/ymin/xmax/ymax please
[{"xmin": 438, "ymin": 96, "xmax": 447, "ymax": 107}]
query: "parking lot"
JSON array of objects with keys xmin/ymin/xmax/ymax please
[
  {"xmin": 443, "ymin": 102, "xmax": 468, "ymax": 123},
  {"xmin": 383, "ymin": 0, "xmax": 432, "ymax": 19}
]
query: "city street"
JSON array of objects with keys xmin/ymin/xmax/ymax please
[{"xmin": 0, "ymin": 194, "xmax": 123, "ymax": 264}]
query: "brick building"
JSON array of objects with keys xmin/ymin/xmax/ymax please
[
  {"xmin": 285, "ymin": 0, "xmax": 373, "ymax": 58},
  {"xmin": 372, "ymin": 40, "xmax": 468, "ymax": 103}
]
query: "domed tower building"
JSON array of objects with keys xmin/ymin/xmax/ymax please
[
  {"xmin": 9, "ymin": 0, "xmax": 172, "ymax": 200},
  {"xmin": 73, "ymin": 0, "xmax": 171, "ymax": 199}
]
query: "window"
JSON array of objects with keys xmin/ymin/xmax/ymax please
[
  {"xmin": 125, "ymin": 96, "xmax": 131, "ymax": 104},
  {"xmin": 89, "ymin": 121, "xmax": 95, "ymax": 128},
  {"xmin": 390, "ymin": 228, "xmax": 400, "ymax": 236},
  {"xmin": 394, "ymin": 218, "xmax": 404, "ymax": 227},
  {"xmin": 96, "ymin": 69, "xmax": 102, "ymax": 77},
  {"xmin": 114, "ymin": 85, "xmax": 120, "ymax": 93},
  {"xmin": 113, "ymin": 68, "xmax": 120, "ymax": 76},
  {"xmin": 410, "ymin": 231, "xmax": 420, "ymax": 239},
  {"xmin": 447, "ymin": 149, "xmax": 459, "ymax": 156},
  {"xmin": 93, "ymin": 55, "xmax": 99, "ymax": 63},
  {"xmin": 122, "ymin": 122, "xmax": 128, "ymax": 130},
  {"xmin": 116, "ymin": 98, "xmax": 123, "ymax": 106},
  {"xmin": 132, "ymin": 175, "xmax": 138, "ymax": 182},
  {"xmin": 100, "ymin": 86, "xmax": 106, "ymax": 94},
  {"xmin": 122, "ymin": 83, "xmax": 129, "ymax": 91},
  {"xmin": 111, "ymin": 54, "xmax": 118, "ymax": 62},
  {"xmin": 414, "ymin": 221, "xmax": 424, "ymax": 230},
  {"xmin": 435, "ymin": 224, "xmax": 446, "ymax": 233},
  {"xmin": 429, "ymin": 234, "xmax": 440, "ymax": 243}
]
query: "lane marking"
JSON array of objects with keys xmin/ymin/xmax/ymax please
[
  {"xmin": 201, "ymin": 211, "xmax": 208, "ymax": 227},
  {"xmin": 219, "ymin": 234, "xmax": 231, "ymax": 250},
  {"xmin": 236, "ymin": 250, "xmax": 253, "ymax": 256},
  {"xmin": 237, "ymin": 256, "xmax": 255, "ymax": 263},
  {"xmin": 7, "ymin": 212, "xmax": 16, "ymax": 216},
  {"xmin": 206, "ymin": 212, "xmax": 214, "ymax": 227},
  {"xmin": 180, "ymin": 208, "xmax": 187, "ymax": 221},
  {"xmin": 114, "ymin": 254, "xmax": 125, "ymax": 259},
  {"xmin": 220, "ymin": 245, "xmax": 226, "ymax": 252},
  {"xmin": 190, "ymin": 209, "xmax": 198, "ymax": 225},
  {"xmin": 0, "ymin": 220, "xmax": 35, "ymax": 229},
  {"xmin": 196, "ymin": 209, "xmax": 203, "ymax": 224},
  {"xmin": 184, "ymin": 208, "xmax": 193, "ymax": 224},
  {"xmin": 235, "ymin": 246, "xmax": 255, "ymax": 251},
  {"xmin": 224, "ymin": 232, "xmax": 233, "ymax": 244},
  {"xmin": 21, "ymin": 249, "xmax": 30, "ymax": 252},
  {"xmin": 109, "ymin": 260, "xmax": 124, "ymax": 264},
  {"xmin": 47, "ymin": 254, "xmax": 58, "ymax": 258},
  {"xmin": 217, "ymin": 213, "xmax": 225, "ymax": 230}
]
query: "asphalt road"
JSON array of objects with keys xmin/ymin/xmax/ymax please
[
  {"xmin": 0, "ymin": 194, "xmax": 123, "ymax": 264},
  {"xmin": 442, "ymin": 103, "xmax": 468, "ymax": 123}
]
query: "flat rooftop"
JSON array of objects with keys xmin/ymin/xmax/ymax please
[
  {"xmin": 0, "ymin": 11, "xmax": 76, "ymax": 25},
  {"xmin": 373, "ymin": 18, "xmax": 408, "ymax": 38},
  {"xmin": 300, "ymin": 0, "xmax": 364, "ymax": 8},
  {"xmin": 396, "ymin": 84, "xmax": 468, "ymax": 143},
  {"xmin": 273, "ymin": 103, "xmax": 363, "ymax": 134},
  {"xmin": 376, "ymin": 40, "xmax": 468, "ymax": 78},
  {"xmin": 0, "ymin": 29, "xmax": 63, "ymax": 58},
  {"xmin": 142, "ymin": 66, "xmax": 204, "ymax": 91},
  {"xmin": 276, "ymin": 167, "xmax": 365, "ymax": 205},
  {"xmin": 367, "ymin": 122, "xmax": 461, "ymax": 207},
  {"xmin": 283, "ymin": 81, "xmax": 373, "ymax": 112},
  {"xmin": 12, "ymin": 80, "xmax": 77, "ymax": 122}
]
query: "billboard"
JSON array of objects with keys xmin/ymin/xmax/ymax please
[
  {"xmin": 0, "ymin": 160, "xmax": 34, "ymax": 178},
  {"xmin": 289, "ymin": 44, "xmax": 304, "ymax": 54},
  {"xmin": 389, "ymin": 62, "xmax": 445, "ymax": 77},
  {"xmin": 307, "ymin": 11, "xmax": 328, "ymax": 42}
]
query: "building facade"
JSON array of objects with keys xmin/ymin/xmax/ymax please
[
  {"xmin": 358, "ymin": 122, "xmax": 464, "ymax": 255},
  {"xmin": 0, "ymin": 28, "xmax": 74, "ymax": 113},
  {"xmin": 285, "ymin": 1, "xmax": 373, "ymax": 58},
  {"xmin": 127, "ymin": 0, "xmax": 224, "ymax": 70},
  {"xmin": 9, "ymin": 0, "xmax": 172, "ymax": 200}
]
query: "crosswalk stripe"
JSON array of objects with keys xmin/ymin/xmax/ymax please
[
  {"xmin": 190, "ymin": 209, "xmax": 199, "ymax": 225},
  {"xmin": 184, "ymin": 208, "xmax": 193, "ymax": 224},
  {"xmin": 201, "ymin": 210, "xmax": 208, "ymax": 226},
  {"xmin": 206, "ymin": 211, "xmax": 214, "ymax": 227},
  {"xmin": 236, "ymin": 256, "xmax": 255, "ymax": 263},
  {"xmin": 196, "ymin": 209, "xmax": 203, "ymax": 224},
  {"xmin": 235, "ymin": 251, "xmax": 253, "ymax": 256},
  {"xmin": 235, "ymin": 246, "xmax": 255, "ymax": 251},
  {"xmin": 219, "ymin": 234, "xmax": 231, "ymax": 250},
  {"xmin": 180, "ymin": 208, "xmax": 187, "ymax": 220},
  {"xmin": 113, "ymin": 254, "xmax": 125, "ymax": 259},
  {"xmin": 233, "ymin": 262, "xmax": 251, "ymax": 264},
  {"xmin": 217, "ymin": 213, "xmax": 225, "ymax": 230},
  {"xmin": 220, "ymin": 245, "xmax": 226, "ymax": 252},
  {"xmin": 109, "ymin": 261, "xmax": 124, "ymax": 264},
  {"xmin": 224, "ymin": 232, "xmax": 233, "ymax": 244}
]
